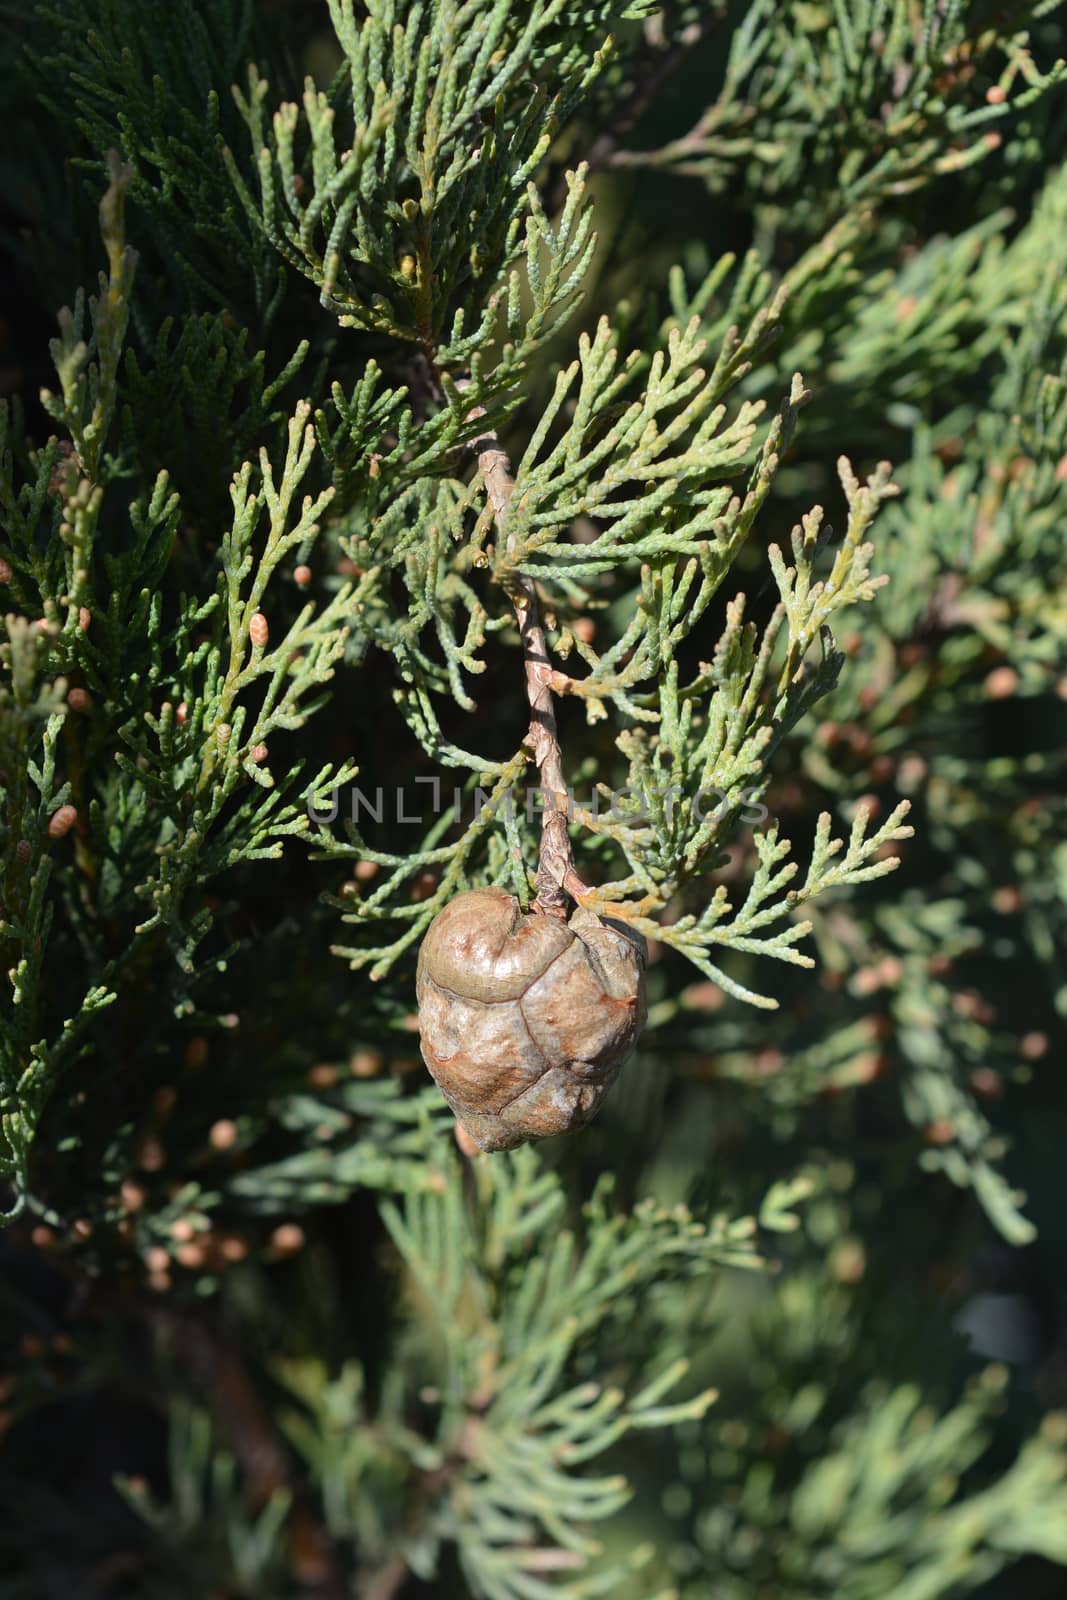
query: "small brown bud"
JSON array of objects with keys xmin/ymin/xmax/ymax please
[
  {"xmin": 293, "ymin": 564, "xmax": 312, "ymax": 587},
  {"xmin": 184, "ymin": 1036, "xmax": 208, "ymax": 1069},
  {"xmin": 170, "ymin": 1218, "xmax": 197, "ymax": 1243},
  {"xmin": 145, "ymin": 1247, "xmax": 170, "ymax": 1274},
  {"xmin": 573, "ymin": 617, "xmax": 596, "ymax": 645},
  {"xmin": 48, "ymin": 805, "xmax": 77, "ymax": 839},
  {"xmin": 249, "ymin": 743, "xmax": 268, "ymax": 764},
  {"xmin": 15, "ymin": 840, "xmax": 31, "ymax": 866},
  {"xmin": 680, "ymin": 980, "xmax": 724, "ymax": 1013},
  {"xmin": 986, "ymin": 85, "xmax": 1007, "ymax": 104},
  {"xmin": 78, "ymin": 606, "xmax": 91, "ymax": 631},
  {"xmin": 71, "ymin": 1217, "xmax": 93, "ymax": 1241},
  {"xmin": 67, "ymin": 687, "xmax": 91, "ymax": 712},
  {"xmin": 136, "ymin": 1136, "xmax": 166, "ymax": 1172},
  {"xmin": 31, "ymin": 1225, "xmax": 54, "ymax": 1249},
  {"xmin": 175, "ymin": 1242, "xmax": 207, "ymax": 1270},
  {"xmin": 830, "ymin": 1239, "xmax": 867, "ymax": 1284},
  {"xmin": 175, "ymin": 700, "xmax": 188, "ymax": 724},
  {"xmin": 218, "ymin": 1234, "xmax": 248, "ymax": 1263},
  {"xmin": 209, "ymin": 1118, "xmax": 238, "ymax": 1151},
  {"xmin": 984, "ymin": 666, "xmax": 1018, "ymax": 700},
  {"xmin": 1021, "ymin": 1031, "xmax": 1049, "ymax": 1061},
  {"xmin": 350, "ymin": 1048, "xmax": 383, "ymax": 1078},
  {"xmin": 271, "ymin": 1223, "xmax": 305, "ymax": 1256},
  {"xmin": 355, "ymin": 860, "xmax": 379, "ymax": 881},
  {"xmin": 120, "ymin": 1179, "xmax": 146, "ymax": 1212},
  {"xmin": 307, "ymin": 1063, "xmax": 339, "ymax": 1089},
  {"xmin": 0, "ymin": 557, "xmax": 12, "ymax": 584},
  {"xmin": 897, "ymin": 754, "xmax": 927, "ymax": 791},
  {"xmin": 249, "ymin": 612, "xmax": 269, "ymax": 649},
  {"xmin": 216, "ymin": 723, "xmax": 232, "ymax": 750},
  {"xmin": 153, "ymin": 1085, "xmax": 177, "ymax": 1118}
]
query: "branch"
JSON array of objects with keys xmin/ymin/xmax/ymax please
[
  {"xmin": 546, "ymin": 12, "xmax": 718, "ymax": 209},
  {"xmin": 158, "ymin": 1309, "xmax": 344, "ymax": 1598},
  {"xmin": 466, "ymin": 408, "xmax": 587, "ymax": 917}
]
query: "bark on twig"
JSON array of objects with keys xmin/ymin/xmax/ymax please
[{"xmin": 467, "ymin": 409, "xmax": 587, "ymax": 918}]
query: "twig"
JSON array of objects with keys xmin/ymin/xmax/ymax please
[
  {"xmin": 158, "ymin": 1309, "xmax": 345, "ymax": 1598},
  {"xmin": 588, "ymin": 18, "xmax": 710, "ymax": 168},
  {"xmin": 466, "ymin": 408, "xmax": 587, "ymax": 918},
  {"xmin": 546, "ymin": 13, "xmax": 716, "ymax": 209}
]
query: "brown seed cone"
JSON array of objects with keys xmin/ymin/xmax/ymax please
[{"xmin": 416, "ymin": 887, "xmax": 646, "ymax": 1152}]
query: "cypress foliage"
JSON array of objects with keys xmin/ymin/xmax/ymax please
[{"xmin": 1, "ymin": 3, "xmax": 1067, "ymax": 1595}]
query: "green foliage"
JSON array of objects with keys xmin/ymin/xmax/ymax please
[
  {"xmin": 34, "ymin": 0, "xmax": 285, "ymax": 319},
  {"xmin": 678, "ymin": 1253, "xmax": 1067, "ymax": 1600},
  {"xmin": 0, "ymin": 155, "xmax": 355, "ymax": 1205},
  {"xmin": 612, "ymin": 0, "xmax": 1067, "ymax": 225}
]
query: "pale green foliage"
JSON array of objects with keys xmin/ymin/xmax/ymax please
[
  {"xmin": 227, "ymin": 0, "xmax": 640, "ymax": 374},
  {"xmin": 128, "ymin": 1148, "xmax": 811, "ymax": 1599},
  {"xmin": 0, "ymin": 163, "xmax": 357, "ymax": 1203},
  {"xmin": 682, "ymin": 1266, "xmax": 1067, "ymax": 1600},
  {"xmin": 614, "ymin": 0, "xmax": 1067, "ymax": 219},
  {"xmin": 321, "ymin": 353, "xmax": 913, "ymax": 1008},
  {"xmin": 217, "ymin": 0, "xmax": 945, "ymax": 1018},
  {"xmin": 116, "ymin": 1404, "xmax": 293, "ymax": 1592}
]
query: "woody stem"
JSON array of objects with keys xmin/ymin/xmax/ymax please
[{"xmin": 468, "ymin": 411, "xmax": 586, "ymax": 917}]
